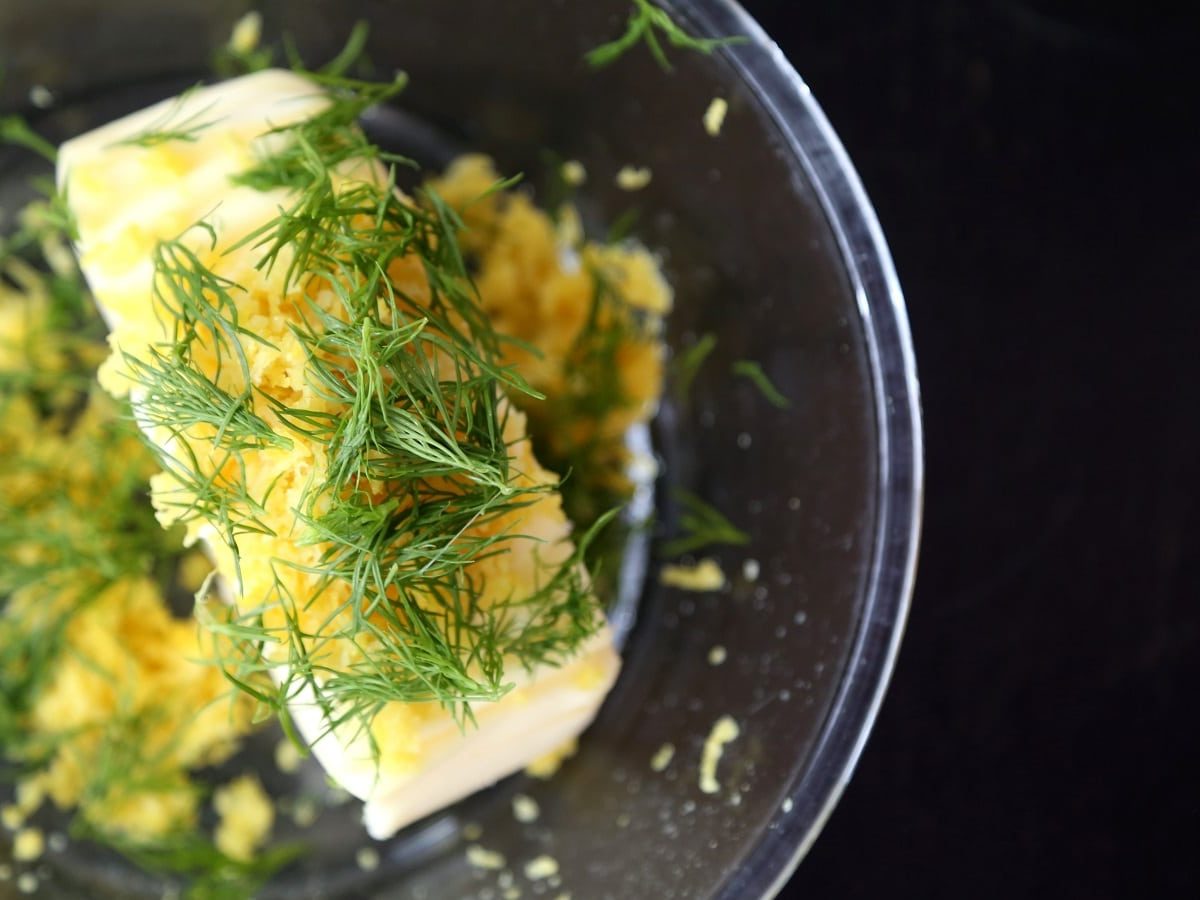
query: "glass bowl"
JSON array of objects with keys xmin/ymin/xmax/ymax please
[{"xmin": 0, "ymin": 1, "xmax": 921, "ymax": 897}]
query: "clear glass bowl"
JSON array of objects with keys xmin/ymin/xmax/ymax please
[{"xmin": 0, "ymin": 1, "xmax": 921, "ymax": 897}]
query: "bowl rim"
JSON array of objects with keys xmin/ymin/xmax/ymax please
[{"xmin": 669, "ymin": 1, "xmax": 924, "ymax": 896}]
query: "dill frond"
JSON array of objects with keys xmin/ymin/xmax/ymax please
[
  {"xmin": 115, "ymin": 86, "xmax": 223, "ymax": 148},
  {"xmin": 733, "ymin": 359, "xmax": 790, "ymax": 408},
  {"xmin": 585, "ymin": 0, "xmax": 747, "ymax": 72},
  {"xmin": 113, "ymin": 68, "xmax": 606, "ymax": 737},
  {"xmin": 663, "ymin": 489, "xmax": 749, "ymax": 557},
  {"xmin": 0, "ymin": 115, "xmax": 57, "ymax": 162},
  {"xmin": 672, "ymin": 332, "xmax": 717, "ymax": 404}
]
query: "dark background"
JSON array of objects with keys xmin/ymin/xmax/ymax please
[{"xmin": 735, "ymin": 2, "xmax": 1200, "ymax": 898}]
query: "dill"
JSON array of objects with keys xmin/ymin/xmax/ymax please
[
  {"xmin": 70, "ymin": 819, "xmax": 302, "ymax": 900},
  {"xmin": 585, "ymin": 0, "xmax": 747, "ymax": 72},
  {"xmin": 124, "ymin": 347, "xmax": 290, "ymax": 452},
  {"xmin": 124, "ymin": 229, "xmax": 287, "ymax": 453},
  {"xmin": 663, "ymin": 489, "xmax": 749, "ymax": 557},
  {"xmin": 0, "ymin": 114, "xmax": 57, "ymax": 162},
  {"xmin": 0, "ymin": 195, "xmax": 284, "ymax": 891},
  {"xmin": 606, "ymin": 206, "xmax": 642, "ymax": 244},
  {"xmin": 672, "ymin": 332, "xmax": 716, "ymax": 403},
  {"xmin": 229, "ymin": 70, "xmax": 412, "ymax": 195},
  {"xmin": 733, "ymin": 359, "xmax": 790, "ymax": 408},
  {"xmin": 516, "ymin": 263, "xmax": 642, "ymax": 534},
  {"xmin": 107, "ymin": 65, "xmax": 605, "ymax": 736},
  {"xmin": 115, "ymin": 87, "xmax": 222, "ymax": 148},
  {"xmin": 316, "ymin": 20, "xmax": 372, "ymax": 79}
]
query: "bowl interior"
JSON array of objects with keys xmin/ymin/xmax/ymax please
[{"xmin": 0, "ymin": 2, "xmax": 904, "ymax": 897}]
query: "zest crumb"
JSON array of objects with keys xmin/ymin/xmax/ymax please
[
  {"xmin": 650, "ymin": 743, "xmax": 675, "ymax": 772},
  {"xmin": 466, "ymin": 844, "xmax": 506, "ymax": 871},
  {"xmin": 213, "ymin": 776, "xmax": 273, "ymax": 862},
  {"xmin": 512, "ymin": 794, "xmax": 539, "ymax": 824},
  {"xmin": 15, "ymin": 783, "xmax": 42, "ymax": 818},
  {"xmin": 526, "ymin": 738, "xmax": 577, "ymax": 779},
  {"xmin": 699, "ymin": 715, "xmax": 741, "ymax": 795},
  {"xmin": 291, "ymin": 797, "xmax": 318, "ymax": 828},
  {"xmin": 707, "ymin": 645, "xmax": 727, "ymax": 666},
  {"xmin": 16, "ymin": 872, "xmax": 37, "ymax": 894},
  {"xmin": 46, "ymin": 833, "xmax": 67, "ymax": 853},
  {"xmin": 524, "ymin": 855, "xmax": 560, "ymax": 880},
  {"xmin": 274, "ymin": 738, "xmax": 304, "ymax": 774},
  {"xmin": 177, "ymin": 550, "xmax": 213, "ymax": 592},
  {"xmin": 742, "ymin": 558, "xmax": 760, "ymax": 581},
  {"xmin": 462, "ymin": 822, "xmax": 483, "ymax": 841},
  {"xmin": 659, "ymin": 558, "xmax": 725, "ymax": 592},
  {"xmin": 356, "ymin": 847, "xmax": 380, "ymax": 871},
  {"xmin": 2, "ymin": 806, "xmax": 24, "ymax": 831},
  {"xmin": 615, "ymin": 166, "xmax": 652, "ymax": 191},
  {"xmin": 561, "ymin": 160, "xmax": 587, "ymax": 186},
  {"xmin": 229, "ymin": 11, "xmax": 262, "ymax": 54},
  {"xmin": 12, "ymin": 828, "xmax": 44, "ymax": 862},
  {"xmin": 703, "ymin": 98, "xmax": 728, "ymax": 136},
  {"xmin": 28, "ymin": 86, "xmax": 54, "ymax": 110},
  {"xmin": 782, "ymin": 798, "xmax": 794, "ymax": 814},
  {"xmin": 11, "ymin": 830, "xmax": 42, "ymax": 864}
]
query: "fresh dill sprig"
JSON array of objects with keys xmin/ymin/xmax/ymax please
[
  {"xmin": 663, "ymin": 488, "xmax": 749, "ymax": 557},
  {"xmin": 0, "ymin": 114, "xmax": 57, "ymax": 162},
  {"xmin": 115, "ymin": 87, "xmax": 223, "ymax": 148},
  {"xmin": 0, "ymin": 224, "xmax": 183, "ymax": 744},
  {"xmin": 585, "ymin": 0, "xmax": 747, "ymax": 72},
  {"xmin": 518, "ymin": 262, "xmax": 644, "ymax": 535},
  {"xmin": 606, "ymin": 207, "xmax": 642, "ymax": 244},
  {"xmin": 733, "ymin": 359, "xmax": 790, "ymax": 409},
  {"xmin": 70, "ymin": 817, "xmax": 303, "ymax": 900},
  {"xmin": 0, "ymin": 201, "xmax": 282, "ymax": 894},
  {"xmin": 281, "ymin": 19, "xmax": 373, "ymax": 80},
  {"xmin": 124, "ymin": 346, "xmax": 291, "ymax": 452},
  {"xmin": 125, "ymin": 230, "xmax": 287, "ymax": 454},
  {"xmin": 230, "ymin": 70, "xmax": 412, "ymax": 196},
  {"xmin": 316, "ymin": 20, "xmax": 372, "ymax": 79},
  {"xmin": 112, "ymin": 63, "xmax": 605, "ymax": 735},
  {"xmin": 672, "ymin": 332, "xmax": 716, "ymax": 403}
]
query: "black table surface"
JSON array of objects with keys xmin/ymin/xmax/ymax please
[{"xmin": 733, "ymin": 2, "xmax": 1200, "ymax": 898}]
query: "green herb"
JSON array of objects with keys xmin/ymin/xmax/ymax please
[
  {"xmin": 0, "ymin": 197, "xmax": 287, "ymax": 890},
  {"xmin": 605, "ymin": 206, "xmax": 641, "ymax": 244},
  {"xmin": 733, "ymin": 359, "xmax": 790, "ymax": 408},
  {"xmin": 585, "ymin": 0, "xmax": 747, "ymax": 72},
  {"xmin": 120, "ymin": 227, "xmax": 287, "ymax": 455},
  {"xmin": 0, "ymin": 114, "xmax": 57, "ymax": 162},
  {"xmin": 70, "ymin": 818, "xmax": 303, "ymax": 900},
  {"xmin": 536, "ymin": 149, "xmax": 577, "ymax": 225},
  {"xmin": 115, "ymin": 87, "xmax": 222, "ymax": 148},
  {"xmin": 111, "ymin": 64, "xmax": 607, "ymax": 737},
  {"xmin": 663, "ymin": 489, "xmax": 749, "ymax": 557},
  {"xmin": 319, "ymin": 20, "xmax": 372, "ymax": 78},
  {"xmin": 516, "ymin": 263, "xmax": 642, "ymax": 534},
  {"xmin": 280, "ymin": 19, "xmax": 373, "ymax": 81},
  {"xmin": 671, "ymin": 332, "xmax": 716, "ymax": 403}
]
